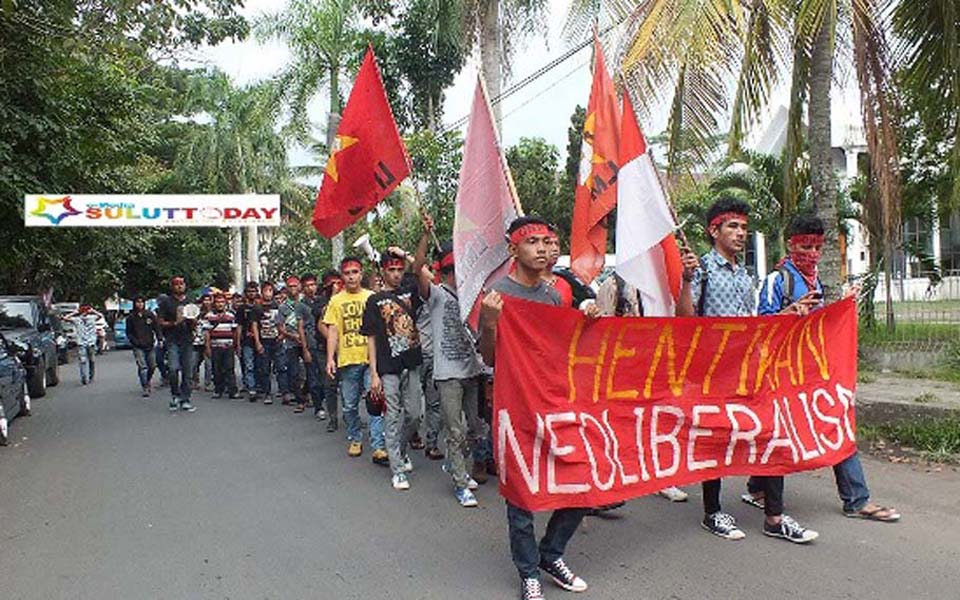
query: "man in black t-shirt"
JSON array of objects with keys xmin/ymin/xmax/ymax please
[
  {"xmin": 361, "ymin": 249, "xmax": 423, "ymax": 491},
  {"xmin": 254, "ymin": 281, "xmax": 281, "ymax": 404},
  {"xmin": 157, "ymin": 276, "xmax": 199, "ymax": 413},
  {"xmin": 237, "ymin": 281, "xmax": 263, "ymax": 401},
  {"xmin": 314, "ymin": 270, "xmax": 343, "ymax": 431}
]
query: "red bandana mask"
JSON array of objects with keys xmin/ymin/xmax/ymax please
[{"xmin": 788, "ymin": 234, "xmax": 824, "ymax": 283}]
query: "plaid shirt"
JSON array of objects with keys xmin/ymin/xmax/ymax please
[{"xmin": 690, "ymin": 249, "xmax": 756, "ymax": 317}]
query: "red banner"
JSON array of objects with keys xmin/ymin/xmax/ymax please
[{"xmin": 493, "ymin": 298, "xmax": 859, "ymax": 511}]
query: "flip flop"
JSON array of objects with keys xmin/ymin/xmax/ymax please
[
  {"xmin": 844, "ymin": 505, "xmax": 901, "ymax": 522},
  {"xmin": 740, "ymin": 493, "xmax": 765, "ymax": 509}
]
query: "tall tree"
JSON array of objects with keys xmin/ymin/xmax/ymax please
[{"xmin": 256, "ymin": 0, "xmax": 364, "ymax": 263}]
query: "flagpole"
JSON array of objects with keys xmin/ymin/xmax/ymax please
[
  {"xmin": 403, "ymin": 156, "xmax": 444, "ymax": 252},
  {"xmin": 477, "ymin": 75, "xmax": 524, "ymax": 217}
]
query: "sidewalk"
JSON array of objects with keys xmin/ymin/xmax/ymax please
[{"xmin": 857, "ymin": 373, "xmax": 960, "ymax": 424}]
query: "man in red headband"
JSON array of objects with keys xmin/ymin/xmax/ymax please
[
  {"xmin": 479, "ymin": 215, "xmax": 600, "ymax": 600},
  {"xmin": 541, "ymin": 226, "xmax": 574, "ymax": 307},
  {"xmin": 360, "ymin": 248, "xmax": 424, "ymax": 490},
  {"xmin": 411, "ymin": 218, "xmax": 488, "ymax": 506},
  {"xmin": 324, "ymin": 257, "xmax": 385, "ymax": 462},
  {"xmin": 746, "ymin": 213, "xmax": 901, "ymax": 523},
  {"xmin": 690, "ymin": 198, "xmax": 820, "ymax": 544},
  {"xmin": 276, "ymin": 276, "xmax": 311, "ymax": 411}
]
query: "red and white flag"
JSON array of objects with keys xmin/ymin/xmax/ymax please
[
  {"xmin": 615, "ymin": 93, "xmax": 683, "ymax": 316},
  {"xmin": 453, "ymin": 78, "xmax": 520, "ymax": 327}
]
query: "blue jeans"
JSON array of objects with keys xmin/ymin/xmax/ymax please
[
  {"xmin": 132, "ymin": 347, "xmax": 156, "ymax": 388},
  {"xmin": 340, "ymin": 363, "xmax": 384, "ymax": 449},
  {"xmin": 167, "ymin": 341, "xmax": 194, "ymax": 401},
  {"xmin": 241, "ymin": 344, "xmax": 257, "ymax": 391},
  {"xmin": 255, "ymin": 339, "xmax": 281, "ymax": 396},
  {"xmin": 834, "ymin": 452, "xmax": 870, "ymax": 512},
  {"xmin": 78, "ymin": 343, "xmax": 96, "ymax": 383},
  {"xmin": 506, "ymin": 502, "xmax": 589, "ymax": 579}
]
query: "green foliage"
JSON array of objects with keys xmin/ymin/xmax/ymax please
[
  {"xmin": 0, "ymin": 0, "xmax": 248, "ymax": 303},
  {"xmin": 859, "ymin": 417, "xmax": 960, "ymax": 458},
  {"xmin": 507, "ymin": 137, "xmax": 566, "ymax": 237},
  {"xmin": 260, "ymin": 221, "xmax": 333, "ymax": 282},
  {"xmin": 405, "ymin": 129, "xmax": 463, "ymax": 241}
]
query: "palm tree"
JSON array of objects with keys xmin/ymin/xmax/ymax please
[
  {"xmin": 619, "ymin": 0, "xmax": 901, "ymax": 304},
  {"xmin": 255, "ymin": 0, "xmax": 364, "ymax": 263},
  {"xmin": 176, "ymin": 72, "xmax": 299, "ymax": 288}
]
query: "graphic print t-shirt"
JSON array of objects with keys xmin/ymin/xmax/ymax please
[
  {"xmin": 323, "ymin": 289, "xmax": 374, "ymax": 368},
  {"xmin": 237, "ymin": 302, "xmax": 263, "ymax": 346},
  {"xmin": 360, "ymin": 289, "xmax": 423, "ymax": 376},
  {"xmin": 426, "ymin": 283, "xmax": 482, "ymax": 381},
  {"xmin": 258, "ymin": 301, "xmax": 279, "ymax": 340}
]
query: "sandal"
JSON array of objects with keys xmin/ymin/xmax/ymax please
[
  {"xmin": 425, "ymin": 447, "xmax": 444, "ymax": 461},
  {"xmin": 844, "ymin": 504, "xmax": 901, "ymax": 522},
  {"xmin": 740, "ymin": 492, "xmax": 765, "ymax": 509}
]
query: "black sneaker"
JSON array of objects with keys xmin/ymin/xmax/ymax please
[
  {"xmin": 763, "ymin": 515, "xmax": 819, "ymax": 544},
  {"xmin": 539, "ymin": 557, "xmax": 587, "ymax": 592},
  {"xmin": 248, "ymin": 392, "xmax": 258, "ymax": 403},
  {"xmin": 520, "ymin": 578, "xmax": 545, "ymax": 600},
  {"xmin": 702, "ymin": 512, "xmax": 746, "ymax": 540},
  {"xmin": 326, "ymin": 419, "xmax": 338, "ymax": 433}
]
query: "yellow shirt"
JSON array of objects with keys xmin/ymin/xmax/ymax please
[{"xmin": 323, "ymin": 289, "xmax": 373, "ymax": 367}]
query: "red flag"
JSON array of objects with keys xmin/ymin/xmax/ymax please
[
  {"xmin": 571, "ymin": 35, "xmax": 621, "ymax": 284},
  {"xmin": 615, "ymin": 93, "xmax": 683, "ymax": 315},
  {"xmin": 454, "ymin": 78, "xmax": 520, "ymax": 328},
  {"xmin": 312, "ymin": 48, "xmax": 410, "ymax": 238}
]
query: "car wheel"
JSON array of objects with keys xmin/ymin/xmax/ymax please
[
  {"xmin": 28, "ymin": 360, "xmax": 47, "ymax": 398},
  {"xmin": 47, "ymin": 357, "xmax": 60, "ymax": 387}
]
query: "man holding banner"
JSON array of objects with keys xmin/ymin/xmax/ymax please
[
  {"xmin": 690, "ymin": 198, "xmax": 820, "ymax": 543},
  {"xmin": 480, "ymin": 216, "xmax": 601, "ymax": 600}
]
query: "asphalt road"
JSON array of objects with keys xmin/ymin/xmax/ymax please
[{"xmin": 1, "ymin": 351, "xmax": 958, "ymax": 600}]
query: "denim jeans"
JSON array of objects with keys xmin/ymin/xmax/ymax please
[
  {"xmin": 282, "ymin": 345, "xmax": 303, "ymax": 401},
  {"xmin": 241, "ymin": 344, "xmax": 257, "ymax": 392},
  {"xmin": 132, "ymin": 346, "xmax": 156, "ymax": 389},
  {"xmin": 78, "ymin": 343, "xmax": 96, "ymax": 383},
  {"xmin": 167, "ymin": 341, "xmax": 194, "ymax": 401},
  {"xmin": 834, "ymin": 452, "xmax": 870, "ymax": 512},
  {"xmin": 255, "ymin": 338, "xmax": 281, "ymax": 397},
  {"xmin": 304, "ymin": 344, "xmax": 324, "ymax": 411},
  {"xmin": 506, "ymin": 502, "xmax": 588, "ymax": 579},
  {"xmin": 340, "ymin": 363, "xmax": 384, "ymax": 449},
  {"xmin": 420, "ymin": 357, "xmax": 442, "ymax": 450},
  {"xmin": 211, "ymin": 347, "xmax": 238, "ymax": 395},
  {"xmin": 383, "ymin": 366, "xmax": 423, "ymax": 475},
  {"xmin": 155, "ymin": 343, "xmax": 168, "ymax": 380}
]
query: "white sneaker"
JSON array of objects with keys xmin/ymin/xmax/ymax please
[
  {"xmin": 455, "ymin": 487, "xmax": 478, "ymax": 507},
  {"xmin": 658, "ymin": 486, "xmax": 689, "ymax": 502},
  {"xmin": 400, "ymin": 455, "xmax": 414, "ymax": 473},
  {"xmin": 392, "ymin": 473, "xmax": 410, "ymax": 491},
  {"xmin": 467, "ymin": 477, "xmax": 479, "ymax": 490}
]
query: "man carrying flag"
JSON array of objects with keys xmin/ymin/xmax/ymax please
[{"xmin": 312, "ymin": 48, "xmax": 410, "ymax": 238}]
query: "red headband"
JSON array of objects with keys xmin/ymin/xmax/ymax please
[
  {"xmin": 709, "ymin": 212, "xmax": 748, "ymax": 229},
  {"xmin": 285, "ymin": 276, "xmax": 300, "ymax": 286},
  {"xmin": 382, "ymin": 258, "xmax": 405, "ymax": 269},
  {"xmin": 170, "ymin": 276, "xmax": 185, "ymax": 285},
  {"xmin": 509, "ymin": 224, "xmax": 552, "ymax": 245},
  {"xmin": 789, "ymin": 234, "xmax": 825, "ymax": 246},
  {"xmin": 341, "ymin": 260, "xmax": 362, "ymax": 272},
  {"xmin": 439, "ymin": 253, "xmax": 455, "ymax": 269}
]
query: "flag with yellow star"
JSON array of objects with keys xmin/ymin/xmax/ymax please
[
  {"xmin": 570, "ymin": 34, "xmax": 621, "ymax": 284},
  {"xmin": 312, "ymin": 47, "xmax": 410, "ymax": 238}
]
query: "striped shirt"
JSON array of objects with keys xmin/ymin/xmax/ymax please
[
  {"xmin": 206, "ymin": 310, "xmax": 238, "ymax": 349},
  {"xmin": 71, "ymin": 314, "xmax": 99, "ymax": 346}
]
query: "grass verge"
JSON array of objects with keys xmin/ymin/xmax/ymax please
[{"xmin": 859, "ymin": 417, "xmax": 960, "ymax": 461}]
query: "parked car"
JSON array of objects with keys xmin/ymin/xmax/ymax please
[
  {"xmin": 0, "ymin": 296, "xmax": 61, "ymax": 397},
  {"xmin": 53, "ymin": 302, "xmax": 80, "ymax": 347},
  {"xmin": 112, "ymin": 298, "xmax": 133, "ymax": 349},
  {"xmin": 0, "ymin": 332, "xmax": 30, "ymax": 446}
]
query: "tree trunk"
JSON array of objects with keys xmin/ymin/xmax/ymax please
[
  {"xmin": 480, "ymin": 0, "xmax": 502, "ymax": 134},
  {"xmin": 808, "ymin": 8, "xmax": 840, "ymax": 300},
  {"xmin": 328, "ymin": 66, "xmax": 345, "ymax": 265},
  {"xmin": 231, "ymin": 228, "xmax": 243, "ymax": 292}
]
